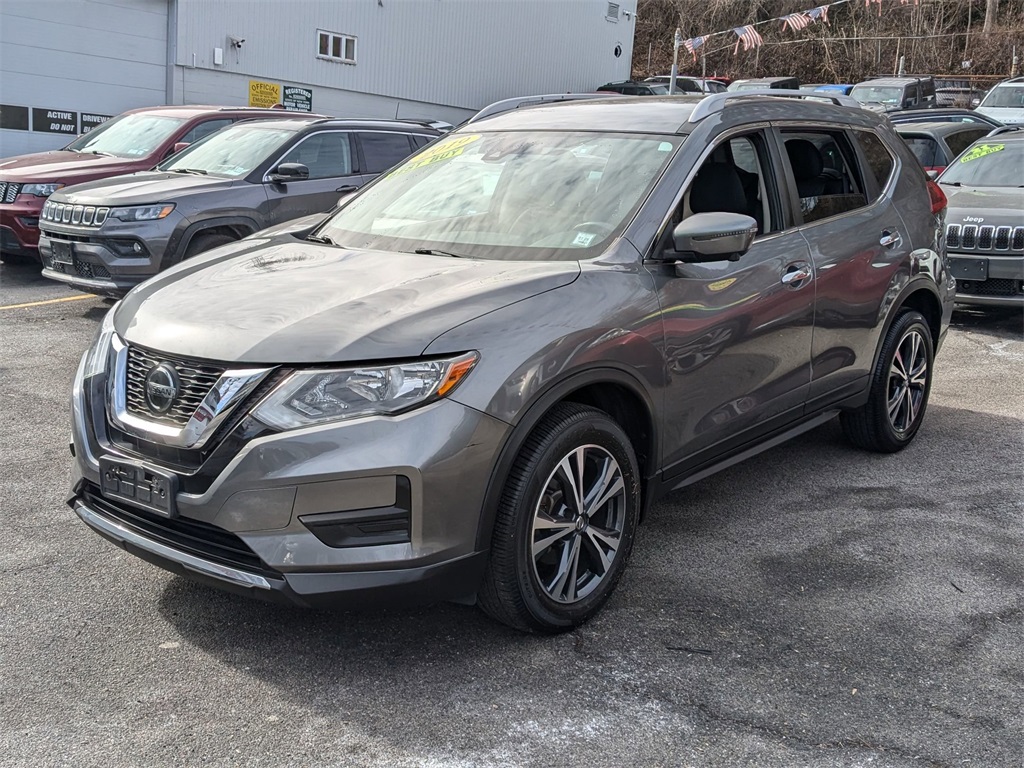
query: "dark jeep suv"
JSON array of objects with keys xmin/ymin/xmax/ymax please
[
  {"xmin": 68, "ymin": 92, "xmax": 954, "ymax": 632},
  {"xmin": 38, "ymin": 117, "xmax": 439, "ymax": 296}
]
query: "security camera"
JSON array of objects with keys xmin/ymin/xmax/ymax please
[{"xmin": 230, "ymin": 37, "xmax": 245, "ymax": 48}]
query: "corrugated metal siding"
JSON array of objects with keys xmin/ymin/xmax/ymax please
[
  {"xmin": 175, "ymin": 0, "xmax": 635, "ymax": 110},
  {"xmin": 0, "ymin": 0, "xmax": 167, "ymax": 157}
]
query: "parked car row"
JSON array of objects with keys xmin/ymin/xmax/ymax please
[{"xmin": 62, "ymin": 89, "xmax": 970, "ymax": 633}]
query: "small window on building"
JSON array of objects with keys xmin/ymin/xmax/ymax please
[
  {"xmin": 318, "ymin": 29, "xmax": 357, "ymax": 64},
  {"xmin": 606, "ymin": 3, "xmax": 619, "ymax": 21}
]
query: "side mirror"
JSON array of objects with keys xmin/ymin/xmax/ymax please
[
  {"xmin": 925, "ymin": 169, "xmax": 939, "ymax": 181},
  {"xmin": 173, "ymin": 142, "xmax": 190, "ymax": 154},
  {"xmin": 671, "ymin": 212, "xmax": 758, "ymax": 263},
  {"xmin": 267, "ymin": 162, "xmax": 310, "ymax": 183}
]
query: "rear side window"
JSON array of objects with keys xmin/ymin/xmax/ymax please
[
  {"xmin": 853, "ymin": 130, "xmax": 895, "ymax": 192},
  {"xmin": 181, "ymin": 118, "xmax": 231, "ymax": 145},
  {"xmin": 945, "ymin": 128, "xmax": 989, "ymax": 159},
  {"xmin": 279, "ymin": 132, "xmax": 353, "ymax": 179},
  {"xmin": 411, "ymin": 135, "xmax": 432, "ymax": 149},
  {"xmin": 359, "ymin": 132, "xmax": 414, "ymax": 174},
  {"xmin": 780, "ymin": 130, "xmax": 868, "ymax": 224},
  {"xmin": 903, "ymin": 137, "xmax": 938, "ymax": 168}
]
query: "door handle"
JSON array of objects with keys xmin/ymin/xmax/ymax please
[
  {"xmin": 781, "ymin": 265, "xmax": 812, "ymax": 286},
  {"xmin": 879, "ymin": 230, "xmax": 902, "ymax": 249},
  {"xmin": 335, "ymin": 185, "xmax": 359, "ymax": 194}
]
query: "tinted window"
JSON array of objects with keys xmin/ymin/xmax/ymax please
[
  {"xmin": 781, "ymin": 130, "xmax": 868, "ymax": 224},
  {"xmin": 359, "ymin": 132, "xmax": 414, "ymax": 174},
  {"xmin": 945, "ymin": 128, "xmax": 990, "ymax": 158},
  {"xmin": 903, "ymin": 137, "xmax": 938, "ymax": 167},
  {"xmin": 279, "ymin": 132, "xmax": 353, "ymax": 179},
  {"xmin": 411, "ymin": 135, "xmax": 432, "ymax": 149},
  {"xmin": 180, "ymin": 118, "xmax": 231, "ymax": 145},
  {"xmin": 852, "ymin": 130, "xmax": 895, "ymax": 194}
]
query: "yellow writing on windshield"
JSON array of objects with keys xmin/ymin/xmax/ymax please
[
  {"xmin": 959, "ymin": 144, "xmax": 1004, "ymax": 163},
  {"xmin": 387, "ymin": 134, "xmax": 482, "ymax": 177}
]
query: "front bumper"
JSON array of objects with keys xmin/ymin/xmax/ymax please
[
  {"xmin": 0, "ymin": 199, "xmax": 44, "ymax": 256},
  {"xmin": 69, "ymin": 357, "xmax": 510, "ymax": 607},
  {"xmin": 38, "ymin": 213, "xmax": 182, "ymax": 296},
  {"xmin": 949, "ymin": 253, "xmax": 1024, "ymax": 307}
]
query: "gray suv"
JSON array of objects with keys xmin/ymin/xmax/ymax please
[
  {"xmin": 38, "ymin": 117, "xmax": 439, "ymax": 297},
  {"xmin": 68, "ymin": 92, "xmax": 955, "ymax": 632}
]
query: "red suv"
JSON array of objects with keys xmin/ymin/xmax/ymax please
[{"xmin": 0, "ymin": 105, "xmax": 294, "ymax": 261}]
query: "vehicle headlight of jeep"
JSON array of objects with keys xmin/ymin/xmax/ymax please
[
  {"xmin": 108, "ymin": 204, "xmax": 175, "ymax": 222},
  {"xmin": 252, "ymin": 352, "xmax": 478, "ymax": 430}
]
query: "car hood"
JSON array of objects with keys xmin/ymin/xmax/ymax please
[
  {"xmin": 942, "ymin": 185, "xmax": 1024, "ymax": 221},
  {"xmin": 115, "ymin": 238, "xmax": 581, "ymax": 364},
  {"xmin": 0, "ymin": 150, "xmax": 148, "ymax": 182},
  {"xmin": 52, "ymin": 171, "xmax": 235, "ymax": 206}
]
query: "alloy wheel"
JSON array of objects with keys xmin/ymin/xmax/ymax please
[
  {"xmin": 887, "ymin": 328, "xmax": 928, "ymax": 434},
  {"xmin": 530, "ymin": 444, "xmax": 627, "ymax": 604}
]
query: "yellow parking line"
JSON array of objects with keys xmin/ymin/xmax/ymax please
[{"xmin": 0, "ymin": 294, "xmax": 99, "ymax": 311}]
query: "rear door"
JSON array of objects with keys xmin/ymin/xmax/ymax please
[
  {"xmin": 262, "ymin": 130, "xmax": 363, "ymax": 224},
  {"xmin": 775, "ymin": 124, "xmax": 912, "ymax": 405}
]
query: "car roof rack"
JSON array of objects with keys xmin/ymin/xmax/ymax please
[
  {"xmin": 466, "ymin": 93, "xmax": 621, "ymax": 124},
  {"xmin": 687, "ymin": 89, "xmax": 860, "ymax": 123},
  {"xmin": 986, "ymin": 125, "xmax": 1023, "ymax": 137}
]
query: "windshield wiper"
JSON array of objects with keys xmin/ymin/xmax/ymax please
[
  {"xmin": 940, "ymin": 181, "xmax": 962, "ymax": 186},
  {"xmin": 168, "ymin": 168, "xmax": 208, "ymax": 175},
  {"xmin": 305, "ymin": 234, "xmax": 336, "ymax": 245},
  {"xmin": 414, "ymin": 248, "xmax": 468, "ymax": 259},
  {"xmin": 80, "ymin": 150, "xmax": 115, "ymax": 157}
]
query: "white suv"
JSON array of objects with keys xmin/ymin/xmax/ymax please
[{"xmin": 975, "ymin": 77, "xmax": 1024, "ymax": 126}]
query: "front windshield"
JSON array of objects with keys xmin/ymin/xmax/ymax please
[
  {"xmin": 159, "ymin": 124, "xmax": 296, "ymax": 178},
  {"xmin": 850, "ymin": 86, "xmax": 903, "ymax": 105},
  {"xmin": 64, "ymin": 113, "xmax": 186, "ymax": 158},
  {"xmin": 979, "ymin": 86, "xmax": 1024, "ymax": 109},
  {"xmin": 938, "ymin": 142, "xmax": 1024, "ymax": 187},
  {"xmin": 316, "ymin": 130, "xmax": 681, "ymax": 261}
]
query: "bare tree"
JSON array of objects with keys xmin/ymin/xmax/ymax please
[{"xmin": 983, "ymin": 0, "xmax": 999, "ymax": 36}]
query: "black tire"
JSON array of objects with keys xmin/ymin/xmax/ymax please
[
  {"xmin": 478, "ymin": 402, "xmax": 640, "ymax": 633},
  {"xmin": 841, "ymin": 309, "xmax": 934, "ymax": 453},
  {"xmin": 183, "ymin": 232, "xmax": 235, "ymax": 259}
]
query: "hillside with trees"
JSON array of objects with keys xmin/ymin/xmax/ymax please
[{"xmin": 632, "ymin": 0, "xmax": 1022, "ymax": 86}]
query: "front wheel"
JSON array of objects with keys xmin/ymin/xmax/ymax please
[
  {"xmin": 841, "ymin": 309, "xmax": 934, "ymax": 453},
  {"xmin": 478, "ymin": 403, "xmax": 640, "ymax": 633}
]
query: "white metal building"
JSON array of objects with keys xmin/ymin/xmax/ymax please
[{"xmin": 0, "ymin": 0, "xmax": 637, "ymax": 158}]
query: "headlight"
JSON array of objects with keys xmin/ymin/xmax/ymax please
[
  {"xmin": 252, "ymin": 352, "xmax": 478, "ymax": 430},
  {"xmin": 22, "ymin": 182, "xmax": 65, "ymax": 197},
  {"xmin": 82, "ymin": 302, "xmax": 119, "ymax": 379},
  {"xmin": 108, "ymin": 204, "xmax": 175, "ymax": 222}
]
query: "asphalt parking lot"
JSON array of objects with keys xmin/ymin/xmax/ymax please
[{"xmin": 1, "ymin": 257, "xmax": 1021, "ymax": 768}]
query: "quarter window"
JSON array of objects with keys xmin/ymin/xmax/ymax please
[
  {"xmin": 781, "ymin": 130, "xmax": 868, "ymax": 224},
  {"xmin": 358, "ymin": 132, "xmax": 414, "ymax": 174},
  {"xmin": 318, "ymin": 30, "xmax": 357, "ymax": 64},
  {"xmin": 945, "ymin": 128, "xmax": 989, "ymax": 159},
  {"xmin": 852, "ymin": 130, "xmax": 895, "ymax": 194}
]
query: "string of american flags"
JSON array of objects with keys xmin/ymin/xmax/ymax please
[{"xmin": 681, "ymin": 0, "xmax": 923, "ymax": 60}]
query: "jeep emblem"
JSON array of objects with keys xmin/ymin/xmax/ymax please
[
  {"xmin": 963, "ymin": 216, "xmax": 985, "ymax": 224},
  {"xmin": 144, "ymin": 363, "xmax": 180, "ymax": 414}
]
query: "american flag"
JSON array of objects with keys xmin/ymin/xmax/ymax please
[
  {"xmin": 781, "ymin": 12, "xmax": 811, "ymax": 32},
  {"xmin": 683, "ymin": 36, "xmax": 705, "ymax": 61},
  {"xmin": 732, "ymin": 25, "xmax": 764, "ymax": 54},
  {"xmin": 807, "ymin": 5, "xmax": 829, "ymax": 24}
]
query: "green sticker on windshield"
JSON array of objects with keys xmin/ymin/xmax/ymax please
[{"xmin": 959, "ymin": 143, "xmax": 1004, "ymax": 163}]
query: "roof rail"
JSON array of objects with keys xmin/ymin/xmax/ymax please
[
  {"xmin": 467, "ymin": 93, "xmax": 620, "ymax": 124},
  {"xmin": 986, "ymin": 125, "xmax": 1023, "ymax": 137},
  {"xmin": 687, "ymin": 89, "xmax": 861, "ymax": 123}
]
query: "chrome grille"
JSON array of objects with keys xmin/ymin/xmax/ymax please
[
  {"xmin": 125, "ymin": 346, "xmax": 225, "ymax": 427},
  {"xmin": 41, "ymin": 201, "xmax": 109, "ymax": 227},
  {"xmin": 977, "ymin": 225, "xmax": 994, "ymax": 250},
  {"xmin": 0, "ymin": 182, "xmax": 22, "ymax": 203},
  {"xmin": 947, "ymin": 224, "xmax": 1024, "ymax": 253},
  {"xmin": 961, "ymin": 225, "xmax": 978, "ymax": 249}
]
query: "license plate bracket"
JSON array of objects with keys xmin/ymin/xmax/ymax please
[
  {"xmin": 50, "ymin": 240, "xmax": 74, "ymax": 265},
  {"xmin": 950, "ymin": 256, "xmax": 988, "ymax": 281},
  {"xmin": 99, "ymin": 457, "xmax": 178, "ymax": 518}
]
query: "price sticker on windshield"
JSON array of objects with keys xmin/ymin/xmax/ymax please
[
  {"xmin": 959, "ymin": 143, "xmax": 1004, "ymax": 163},
  {"xmin": 388, "ymin": 134, "xmax": 482, "ymax": 177}
]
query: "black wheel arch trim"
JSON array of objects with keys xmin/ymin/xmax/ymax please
[
  {"xmin": 871, "ymin": 276, "xmax": 943, "ymax": 375},
  {"xmin": 165, "ymin": 214, "xmax": 264, "ymax": 268},
  {"xmin": 473, "ymin": 365, "xmax": 660, "ymax": 552}
]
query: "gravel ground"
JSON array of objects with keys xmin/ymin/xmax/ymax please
[{"xmin": 1, "ymin": 258, "xmax": 1021, "ymax": 768}]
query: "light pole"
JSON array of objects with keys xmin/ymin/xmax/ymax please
[{"xmin": 670, "ymin": 27, "xmax": 681, "ymax": 95}]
